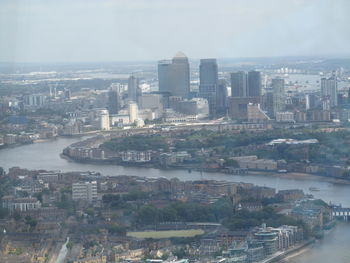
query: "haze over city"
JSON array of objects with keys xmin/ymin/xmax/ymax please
[
  {"xmin": 1, "ymin": 0, "xmax": 350, "ymax": 63},
  {"xmin": 1, "ymin": 1, "xmax": 350, "ymax": 263}
]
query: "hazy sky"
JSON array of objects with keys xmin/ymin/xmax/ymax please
[{"xmin": 1, "ymin": 0, "xmax": 349, "ymax": 63}]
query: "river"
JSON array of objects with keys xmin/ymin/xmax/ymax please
[{"xmin": 0, "ymin": 137, "xmax": 350, "ymax": 262}]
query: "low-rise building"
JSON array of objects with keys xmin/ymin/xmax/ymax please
[
  {"xmin": 72, "ymin": 181, "xmax": 98, "ymax": 202},
  {"xmin": 232, "ymin": 156, "xmax": 277, "ymax": 171},
  {"xmin": 2, "ymin": 195, "xmax": 41, "ymax": 212},
  {"xmin": 276, "ymin": 189, "xmax": 305, "ymax": 202},
  {"xmin": 121, "ymin": 151, "xmax": 152, "ymax": 163}
]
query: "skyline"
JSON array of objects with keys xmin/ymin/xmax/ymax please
[{"xmin": 1, "ymin": 0, "xmax": 350, "ymax": 63}]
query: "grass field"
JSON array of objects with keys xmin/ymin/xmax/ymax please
[{"xmin": 127, "ymin": 229, "xmax": 204, "ymax": 239}]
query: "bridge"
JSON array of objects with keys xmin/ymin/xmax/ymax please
[{"xmin": 332, "ymin": 206, "xmax": 350, "ymax": 221}]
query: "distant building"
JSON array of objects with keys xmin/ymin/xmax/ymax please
[
  {"xmin": 64, "ymin": 88, "xmax": 71, "ymax": 99},
  {"xmin": 272, "ymin": 78, "xmax": 285, "ymax": 116},
  {"xmin": 121, "ymin": 151, "xmax": 152, "ymax": 163},
  {"xmin": 2, "ymin": 196, "xmax": 41, "ymax": 212},
  {"xmin": 128, "ymin": 102, "xmax": 139, "ymax": 123},
  {"xmin": 96, "ymin": 109, "xmax": 110, "ymax": 131},
  {"xmin": 246, "ymin": 240, "xmax": 265, "ymax": 263},
  {"xmin": 72, "ymin": 181, "xmax": 98, "ymax": 202},
  {"xmin": 138, "ymin": 109, "xmax": 157, "ymax": 121},
  {"xmin": 307, "ymin": 110, "xmax": 331, "ymax": 122},
  {"xmin": 276, "ymin": 189, "xmax": 305, "ymax": 202},
  {"xmin": 128, "ymin": 75, "xmax": 141, "ymax": 102},
  {"xmin": 108, "ymin": 88, "xmax": 121, "ymax": 114},
  {"xmin": 254, "ymin": 229, "xmax": 278, "ymax": 255},
  {"xmin": 294, "ymin": 111, "xmax": 307, "ymax": 122},
  {"xmin": 173, "ymin": 98, "xmax": 209, "ymax": 119},
  {"xmin": 199, "ymin": 58, "xmax": 218, "ymax": 116},
  {"xmin": 321, "ymin": 77, "xmax": 338, "ymax": 107},
  {"xmin": 247, "ymin": 71, "xmax": 262, "ymax": 98},
  {"xmin": 163, "ymin": 109, "xmax": 198, "ymax": 123},
  {"xmin": 216, "ymin": 79, "xmax": 228, "ymax": 115},
  {"xmin": 247, "ymin": 103, "xmax": 270, "ymax": 122},
  {"xmin": 228, "ymin": 97, "xmax": 260, "ymax": 121},
  {"xmin": 158, "ymin": 52, "xmax": 190, "ymax": 99},
  {"xmin": 231, "ymin": 71, "xmax": 248, "ymax": 97},
  {"xmin": 138, "ymin": 93, "xmax": 164, "ymax": 118},
  {"xmin": 110, "ymin": 114, "xmax": 130, "ymax": 126},
  {"xmin": 276, "ymin": 111, "xmax": 295, "ymax": 122},
  {"xmin": 263, "ymin": 92, "xmax": 274, "ymax": 118},
  {"xmin": 229, "ymin": 71, "xmax": 263, "ymax": 120},
  {"xmin": 232, "ymin": 155, "xmax": 277, "ymax": 171},
  {"xmin": 23, "ymin": 94, "xmax": 46, "ymax": 107},
  {"xmin": 158, "ymin": 60, "xmax": 173, "ymax": 94}
]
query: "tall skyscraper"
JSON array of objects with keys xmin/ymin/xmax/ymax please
[
  {"xmin": 231, "ymin": 71, "xmax": 262, "ymax": 98},
  {"xmin": 231, "ymin": 71, "xmax": 247, "ymax": 97},
  {"xmin": 321, "ymin": 77, "xmax": 338, "ymax": 107},
  {"xmin": 108, "ymin": 88, "xmax": 121, "ymax": 114},
  {"xmin": 247, "ymin": 71, "xmax": 262, "ymax": 97},
  {"xmin": 230, "ymin": 71, "xmax": 262, "ymax": 120},
  {"xmin": 263, "ymin": 92, "xmax": 275, "ymax": 118},
  {"xmin": 272, "ymin": 78, "xmax": 285, "ymax": 115},
  {"xmin": 158, "ymin": 60, "xmax": 172, "ymax": 94},
  {"xmin": 158, "ymin": 52, "xmax": 190, "ymax": 99},
  {"xmin": 171, "ymin": 52, "xmax": 190, "ymax": 98},
  {"xmin": 128, "ymin": 75, "xmax": 140, "ymax": 102},
  {"xmin": 216, "ymin": 79, "xmax": 228, "ymax": 115},
  {"xmin": 199, "ymin": 58, "xmax": 218, "ymax": 116}
]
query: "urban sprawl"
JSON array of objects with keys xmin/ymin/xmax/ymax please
[{"xmin": 1, "ymin": 55, "xmax": 350, "ymax": 262}]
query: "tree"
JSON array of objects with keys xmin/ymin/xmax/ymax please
[
  {"xmin": 107, "ymin": 224, "xmax": 126, "ymax": 236},
  {"xmin": 13, "ymin": 211, "xmax": 21, "ymax": 221},
  {"xmin": 25, "ymin": 216, "xmax": 37, "ymax": 228},
  {"xmin": 0, "ymin": 208, "xmax": 8, "ymax": 219}
]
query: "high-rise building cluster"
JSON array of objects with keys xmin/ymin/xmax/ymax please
[
  {"xmin": 158, "ymin": 53, "xmax": 227, "ymax": 118},
  {"xmin": 26, "ymin": 52, "xmax": 346, "ymax": 134}
]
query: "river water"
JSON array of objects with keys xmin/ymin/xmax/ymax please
[{"xmin": 0, "ymin": 137, "xmax": 350, "ymax": 262}]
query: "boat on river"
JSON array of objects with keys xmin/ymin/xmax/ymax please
[{"xmin": 309, "ymin": 187, "xmax": 320, "ymax": 192}]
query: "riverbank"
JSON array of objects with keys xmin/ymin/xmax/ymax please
[
  {"xmin": 263, "ymin": 239, "xmax": 315, "ymax": 263},
  {"xmin": 61, "ymin": 151, "xmax": 350, "ymax": 186}
]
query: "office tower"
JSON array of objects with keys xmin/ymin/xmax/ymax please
[
  {"xmin": 157, "ymin": 52, "xmax": 190, "ymax": 99},
  {"xmin": 108, "ymin": 89, "xmax": 121, "ymax": 114},
  {"xmin": 128, "ymin": 75, "xmax": 140, "ymax": 102},
  {"xmin": 321, "ymin": 77, "xmax": 338, "ymax": 107},
  {"xmin": 231, "ymin": 71, "xmax": 247, "ymax": 97},
  {"xmin": 248, "ymin": 71, "xmax": 262, "ymax": 97},
  {"xmin": 216, "ymin": 79, "xmax": 228, "ymax": 115},
  {"xmin": 230, "ymin": 71, "xmax": 263, "ymax": 120},
  {"xmin": 128, "ymin": 102, "xmax": 138, "ymax": 123},
  {"xmin": 199, "ymin": 58, "xmax": 218, "ymax": 116},
  {"xmin": 263, "ymin": 92, "xmax": 274, "ymax": 118},
  {"xmin": 171, "ymin": 52, "xmax": 190, "ymax": 98},
  {"xmin": 158, "ymin": 60, "xmax": 173, "ymax": 94},
  {"xmin": 272, "ymin": 78, "xmax": 285, "ymax": 115}
]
